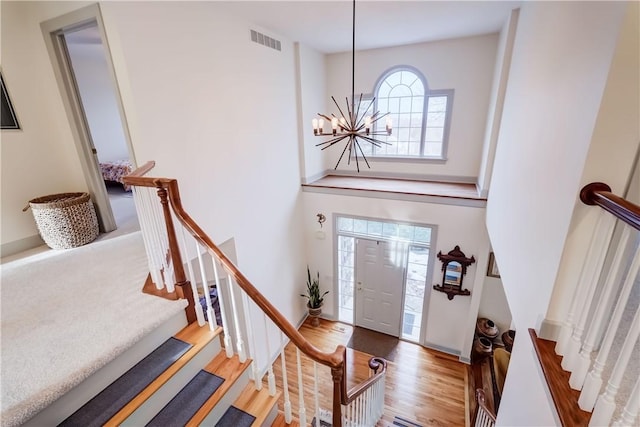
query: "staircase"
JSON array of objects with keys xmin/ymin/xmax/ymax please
[
  {"xmin": 44, "ymin": 320, "xmax": 281, "ymax": 426},
  {"xmin": 48, "ymin": 162, "xmax": 386, "ymax": 427}
]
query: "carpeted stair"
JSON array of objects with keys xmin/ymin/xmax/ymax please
[{"xmin": 52, "ymin": 321, "xmax": 280, "ymax": 426}]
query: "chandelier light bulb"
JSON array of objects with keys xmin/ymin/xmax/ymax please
[
  {"xmin": 331, "ymin": 117, "xmax": 338, "ymax": 135},
  {"xmin": 318, "ymin": 118, "xmax": 324, "ymax": 134},
  {"xmin": 312, "ymin": 118, "xmax": 319, "ymax": 135}
]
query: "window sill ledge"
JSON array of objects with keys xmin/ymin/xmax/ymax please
[{"xmin": 302, "ymin": 174, "xmax": 486, "ymax": 207}]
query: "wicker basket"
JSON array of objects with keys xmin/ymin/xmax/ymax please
[{"xmin": 25, "ymin": 192, "xmax": 99, "ymax": 249}]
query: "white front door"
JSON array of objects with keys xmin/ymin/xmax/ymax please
[{"xmin": 355, "ymin": 238, "xmax": 406, "ymax": 336}]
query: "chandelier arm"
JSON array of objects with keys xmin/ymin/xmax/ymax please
[
  {"xmin": 352, "ymin": 138, "xmax": 360, "ymax": 172},
  {"xmin": 334, "ymin": 138, "xmax": 353, "ymax": 170},
  {"xmin": 358, "ymin": 135, "xmax": 391, "ymax": 146},
  {"xmin": 345, "ymin": 97, "xmax": 354, "ymax": 124},
  {"xmin": 317, "ymin": 135, "xmax": 349, "ymax": 149},
  {"xmin": 318, "ymin": 113, "xmax": 333, "ymax": 122},
  {"xmin": 370, "ymin": 111, "xmax": 389, "ymax": 124},
  {"xmin": 355, "ymin": 96, "xmax": 375, "ymax": 129},
  {"xmin": 331, "ymin": 96, "xmax": 349, "ymax": 125},
  {"xmin": 354, "ymin": 139, "xmax": 371, "ymax": 169},
  {"xmin": 353, "ymin": 93, "xmax": 363, "ymax": 125}
]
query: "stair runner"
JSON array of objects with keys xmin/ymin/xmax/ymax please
[
  {"xmin": 58, "ymin": 323, "xmax": 266, "ymax": 427},
  {"xmin": 59, "ymin": 337, "xmax": 192, "ymax": 427}
]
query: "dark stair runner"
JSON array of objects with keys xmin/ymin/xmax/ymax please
[
  {"xmin": 58, "ymin": 337, "xmax": 192, "ymax": 427},
  {"xmin": 146, "ymin": 370, "xmax": 224, "ymax": 426},
  {"xmin": 215, "ymin": 405, "xmax": 256, "ymax": 427}
]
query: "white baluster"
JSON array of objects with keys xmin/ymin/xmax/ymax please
[
  {"xmin": 240, "ymin": 290, "xmax": 260, "ymax": 388},
  {"xmin": 280, "ymin": 331, "xmax": 292, "ymax": 423},
  {"xmin": 263, "ymin": 314, "xmax": 275, "ymax": 395},
  {"xmin": 611, "ymin": 374, "xmax": 640, "ymax": 427},
  {"xmin": 569, "ymin": 225, "xmax": 632, "ymax": 389},
  {"xmin": 589, "ymin": 304, "xmax": 640, "ymax": 426},
  {"xmin": 195, "ymin": 242, "xmax": 216, "ymax": 331},
  {"xmin": 210, "ymin": 256, "xmax": 233, "ymax": 358},
  {"xmin": 557, "ymin": 211, "xmax": 612, "ymax": 356},
  {"xmin": 296, "ymin": 348, "xmax": 307, "ymax": 427},
  {"xmin": 313, "ymin": 361, "xmax": 320, "ymax": 426},
  {"xmin": 132, "ymin": 187, "xmax": 162, "ymax": 289},
  {"xmin": 561, "ymin": 213, "xmax": 616, "ymax": 367},
  {"xmin": 141, "ymin": 188, "xmax": 164, "ymax": 289},
  {"xmin": 226, "ymin": 271, "xmax": 246, "ymax": 362},
  {"xmin": 579, "ymin": 246, "xmax": 640, "ymax": 410},
  {"xmin": 179, "ymin": 227, "xmax": 205, "ymax": 326}
]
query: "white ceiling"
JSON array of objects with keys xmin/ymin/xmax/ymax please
[
  {"xmin": 64, "ymin": 1, "xmax": 522, "ymax": 53},
  {"xmin": 219, "ymin": 1, "xmax": 522, "ymax": 53}
]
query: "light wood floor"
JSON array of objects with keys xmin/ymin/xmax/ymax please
[{"xmin": 266, "ymin": 318, "xmax": 467, "ymax": 427}]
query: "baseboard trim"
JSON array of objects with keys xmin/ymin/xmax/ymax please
[
  {"xmin": 539, "ymin": 319, "xmax": 562, "ymax": 341},
  {"xmin": 1, "ymin": 234, "xmax": 44, "ymax": 258},
  {"xmin": 423, "ymin": 341, "xmax": 461, "ymax": 358}
]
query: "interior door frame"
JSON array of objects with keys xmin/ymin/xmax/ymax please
[
  {"xmin": 40, "ymin": 4, "xmax": 136, "ymax": 232},
  {"xmin": 354, "ymin": 236, "xmax": 407, "ymax": 337}
]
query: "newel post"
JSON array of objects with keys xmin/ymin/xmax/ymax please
[
  {"xmin": 331, "ymin": 365, "xmax": 344, "ymax": 427},
  {"xmin": 157, "ymin": 186, "xmax": 197, "ymax": 323}
]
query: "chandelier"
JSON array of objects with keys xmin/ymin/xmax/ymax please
[{"xmin": 312, "ymin": 0, "xmax": 392, "ymax": 172}]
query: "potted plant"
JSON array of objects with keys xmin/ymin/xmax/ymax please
[{"xmin": 301, "ymin": 266, "xmax": 329, "ymax": 326}]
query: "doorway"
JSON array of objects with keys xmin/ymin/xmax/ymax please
[
  {"xmin": 41, "ymin": 5, "xmax": 137, "ymax": 234},
  {"xmin": 64, "ymin": 25, "xmax": 138, "ymax": 233},
  {"xmin": 336, "ymin": 215, "xmax": 435, "ymax": 343}
]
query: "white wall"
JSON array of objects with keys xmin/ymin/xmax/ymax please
[
  {"xmin": 477, "ymin": 9, "xmax": 519, "ymax": 198},
  {"xmin": 99, "ymin": 2, "xmax": 308, "ymax": 329},
  {"xmin": 545, "ymin": 1, "xmax": 640, "ymax": 328},
  {"xmin": 303, "ymin": 191, "xmax": 489, "ymax": 355},
  {"xmin": 0, "ymin": 1, "xmax": 91, "ymax": 254},
  {"xmin": 486, "ymin": 2, "xmax": 628, "ymax": 425},
  {"xmin": 323, "ymin": 33, "xmax": 498, "ymax": 179},
  {"xmin": 66, "ymin": 39, "xmax": 129, "ymax": 163}
]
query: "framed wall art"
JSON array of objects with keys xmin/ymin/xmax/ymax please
[
  {"xmin": 1, "ymin": 72, "xmax": 20, "ymax": 130},
  {"xmin": 487, "ymin": 252, "xmax": 500, "ymax": 278}
]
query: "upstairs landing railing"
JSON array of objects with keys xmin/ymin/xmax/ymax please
[
  {"xmin": 534, "ymin": 182, "xmax": 640, "ymax": 426},
  {"xmin": 123, "ymin": 162, "xmax": 387, "ymax": 427}
]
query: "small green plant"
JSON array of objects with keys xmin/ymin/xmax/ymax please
[{"xmin": 301, "ymin": 266, "xmax": 329, "ymax": 309}]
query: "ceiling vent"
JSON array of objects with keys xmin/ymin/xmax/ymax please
[{"xmin": 250, "ymin": 29, "xmax": 281, "ymax": 52}]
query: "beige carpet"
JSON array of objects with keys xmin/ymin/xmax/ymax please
[{"xmin": 0, "ymin": 231, "xmax": 187, "ymax": 427}]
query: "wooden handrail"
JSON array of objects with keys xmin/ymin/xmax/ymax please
[
  {"xmin": 126, "ymin": 160, "xmax": 156, "ymax": 178},
  {"xmin": 127, "ymin": 171, "xmax": 392, "ymax": 426},
  {"xmin": 580, "ymin": 182, "xmax": 640, "ymax": 231},
  {"xmin": 342, "ymin": 357, "xmax": 387, "ymax": 404}
]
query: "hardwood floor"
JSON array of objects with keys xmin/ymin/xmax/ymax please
[{"xmin": 266, "ymin": 318, "xmax": 467, "ymax": 426}]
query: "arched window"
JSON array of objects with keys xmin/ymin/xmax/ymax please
[{"xmin": 362, "ymin": 67, "xmax": 453, "ymax": 159}]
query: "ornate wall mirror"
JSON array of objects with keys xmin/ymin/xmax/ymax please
[{"xmin": 433, "ymin": 245, "xmax": 475, "ymax": 300}]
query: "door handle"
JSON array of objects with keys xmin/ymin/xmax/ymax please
[{"xmin": 357, "ymin": 281, "xmax": 362, "ymax": 291}]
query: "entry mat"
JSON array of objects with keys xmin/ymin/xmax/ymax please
[{"xmin": 58, "ymin": 337, "xmax": 192, "ymax": 427}]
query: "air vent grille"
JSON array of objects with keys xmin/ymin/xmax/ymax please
[{"xmin": 250, "ymin": 29, "xmax": 281, "ymax": 51}]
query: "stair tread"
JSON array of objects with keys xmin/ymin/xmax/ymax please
[
  {"xmin": 186, "ymin": 353, "xmax": 252, "ymax": 426},
  {"xmin": 233, "ymin": 384, "xmax": 282, "ymax": 426},
  {"xmin": 272, "ymin": 412, "xmax": 301, "ymax": 427},
  {"xmin": 103, "ymin": 323, "xmax": 221, "ymax": 426}
]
